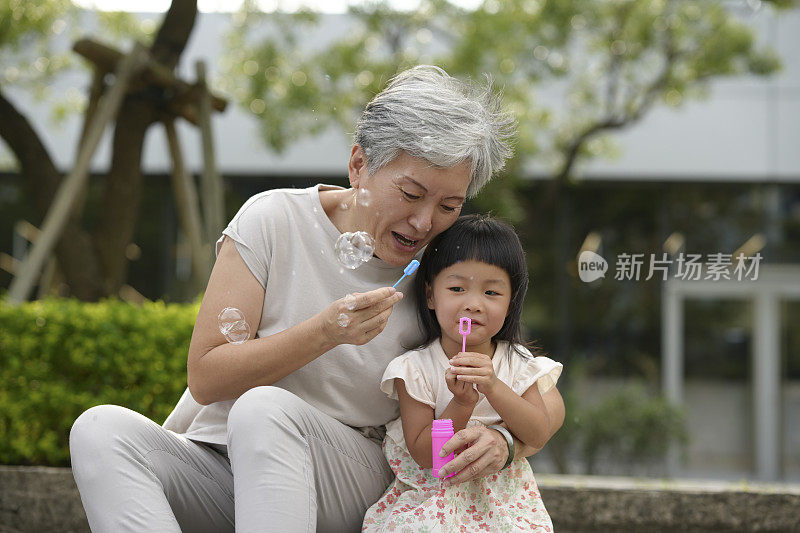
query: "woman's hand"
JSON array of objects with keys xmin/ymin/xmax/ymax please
[
  {"xmin": 318, "ymin": 287, "xmax": 403, "ymax": 347},
  {"xmin": 449, "ymin": 352, "xmax": 499, "ymax": 396},
  {"xmin": 445, "ymin": 365, "xmax": 479, "ymax": 407},
  {"xmin": 435, "ymin": 425, "xmax": 508, "ymax": 485}
]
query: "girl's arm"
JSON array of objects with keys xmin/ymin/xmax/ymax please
[
  {"xmin": 499, "ymin": 385, "xmax": 565, "ymax": 459},
  {"xmin": 396, "ymin": 380, "xmax": 475, "ymax": 469},
  {"xmin": 449, "ymin": 352, "xmax": 552, "ymax": 450},
  {"xmin": 483, "ymin": 381, "xmax": 550, "ymax": 450}
]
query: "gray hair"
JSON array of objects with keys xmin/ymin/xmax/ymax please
[{"xmin": 353, "ymin": 65, "xmax": 516, "ymax": 199}]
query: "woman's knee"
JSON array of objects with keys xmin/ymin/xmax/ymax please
[
  {"xmin": 228, "ymin": 386, "xmax": 306, "ymax": 434},
  {"xmin": 70, "ymin": 405, "xmax": 146, "ymax": 461}
]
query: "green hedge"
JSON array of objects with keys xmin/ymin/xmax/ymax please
[{"xmin": 0, "ymin": 297, "xmax": 200, "ymax": 466}]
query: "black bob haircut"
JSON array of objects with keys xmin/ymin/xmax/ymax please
[{"xmin": 412, "ymin": 213, "xmax": 540, "ymax": 359}]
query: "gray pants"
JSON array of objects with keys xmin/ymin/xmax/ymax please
[{"xmin": 69, "ymin": 386, "xmax": 394, "ymax": 532}]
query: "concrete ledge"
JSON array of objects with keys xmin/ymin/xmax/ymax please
[
  {"xmin": 2, "ymin": 466, "xmax": 799, "ymax": 532},
  {"xmin": 0, "ymin": 466, "xmax": 88, "ymax": 533},
  {"xmin": 537, "ymin": 474, "xmax": 800, "ymax": 532}
]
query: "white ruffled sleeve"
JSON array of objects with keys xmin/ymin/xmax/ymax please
[
  {"xmin": 380, "ymin": 352, "xmax": 435, "ymax": 408},
  {"xmin": 513, "ymin": 355, "xmax": 563, "ymax": 395}
]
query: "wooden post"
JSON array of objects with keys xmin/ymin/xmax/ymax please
[
  {"xmin": 164, "ymin": 118, "xmax": 212, "ymax": 289},
  {"xmin": 7, "ymin": 43, "xmax": 148, "ymax": 305},
  {"xmin": 195, "ymin": 60, "xmax": 225, "ymax": 242}
]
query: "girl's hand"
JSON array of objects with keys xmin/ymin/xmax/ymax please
[
  {"xmin": 318, "ymin": 287, "xmax": 403, "ymax": 347},
  {"xmin": 445, "ymin": 366, "xmax": 479, "ymax": 407},
  {"xmin": 449, "ymin": 352, "xmax": 499, "ymax": 396}
]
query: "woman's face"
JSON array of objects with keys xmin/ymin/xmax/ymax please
[{"xmin": 347, "ymin": 146, "xmax": 472, "ymax": 267}]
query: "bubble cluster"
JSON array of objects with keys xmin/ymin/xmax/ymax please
[
  {"xmin": 337, "ymin": 313, "xmax": 351, "ymax": 328},
  {"xmin": 335, "ymin": 231, "xmax": 375, "ymax": 269},
  {"xmin": 217, "ymin": 307, "xmax": 251, "ymax": 344},
  {"xmin": 357, "ymin": 188, "xmax": 372, "ymax": 207},
  {"xmin": 343, "ymin": 293, "xmax": 357, "ymax": 311}
]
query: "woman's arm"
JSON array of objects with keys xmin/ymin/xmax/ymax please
[
  {"xmin": 435, "ymin": 385, "xmax": 565, "ymax": 483},
  {"xmin": 187, "ymin": 237, "xmax": 402, "ymax": 405},
  {"xmin": 396, "ymin": 380, "xmax": 475, "ymax": 469}
]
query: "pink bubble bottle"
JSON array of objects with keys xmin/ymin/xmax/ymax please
[{"xmin": 431, "ymin": 419, "xmax": 455, "ymax": 478}]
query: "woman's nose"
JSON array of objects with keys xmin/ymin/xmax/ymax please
[{"xmin": 408, "ymin": 208, "xmax": 433, "ymax": 233}]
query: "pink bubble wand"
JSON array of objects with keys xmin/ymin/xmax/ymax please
[{"xmin": 459, "ymin": 317, "xmax": 471, "ymax": 352}]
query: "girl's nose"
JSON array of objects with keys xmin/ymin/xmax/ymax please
[{"xmin": 463, "ymin": 299, "xmax": 482, "ymax": 313}]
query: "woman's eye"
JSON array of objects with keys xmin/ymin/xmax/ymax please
[
  {"xmin": 441, "ymin": 205, "xmax": 458, "ymax": 213},
  {"xmin": 402, "ymin": 190, "xmax": 421, "ymax": 200}
]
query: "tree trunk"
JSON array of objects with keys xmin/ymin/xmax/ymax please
[
  {"xmin": 0, "ymin": 89, "xmax": 105, "ymax": 299},
  {"xmin": 4, "ymin": 0, "xmax": 200, "ymax": 300},
  {"xmin": 93, "ymin": 0, "xmax": 198, "ymax": 297}
]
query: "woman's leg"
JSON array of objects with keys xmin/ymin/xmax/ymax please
[
  {"xmin": 227, "ymin": 386, "xmax": 394, "ymax": 533},
  {"xmin": 69, "ymin": 405, "xmax": 234, "ymax": 533}
]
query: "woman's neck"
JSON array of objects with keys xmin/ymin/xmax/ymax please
[
  {"xmin": 439, "ymin": 335, "xmax": 495, "ymax": 359},
  {"xmin": 319, "ymin": 187, "xmax": 357, "ymax": 234}
]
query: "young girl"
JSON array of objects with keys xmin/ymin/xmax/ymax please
[{"xmin": 362, "ymin": 214, "xmax": 562, "ymax": 532}]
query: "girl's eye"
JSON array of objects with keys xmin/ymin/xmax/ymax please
[
  {"xmin": 448, "ymin": 287, "xmax": 464, "ymax": 292},
  {"xmin": 486, "ymin": 290, "xmax": 500, "ymax": 296},
  {"xmin": 402, "ymin": 190, "xmax": 421, "ymax": 200}
]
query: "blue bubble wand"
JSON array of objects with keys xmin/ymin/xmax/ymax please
[{"xmin": 392, "ymin": 259, "xmax": 420, "ymax": 288}]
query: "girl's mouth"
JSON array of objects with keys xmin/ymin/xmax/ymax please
[{"xmin": 392, "ymin": 232, "xmax": 418, "ymax": 249}]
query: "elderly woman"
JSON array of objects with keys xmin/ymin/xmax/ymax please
[{"xmin": 69, "ymin": 65, "xmax": 564, "ymax": 532}]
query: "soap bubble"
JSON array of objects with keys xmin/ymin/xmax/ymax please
[
  {"xmin": 343, "ymin": 293, "xmax": 357, "ymax": 311},
  {"xmin": 224, "ymin": 320, "xmax": 251, "ymax": 344},
  {"xmin": 218, "ymin": 307, "xmax": 244, "ymax": 331},
  {"xmin": 218, "ymin": 307, "xmax": 251, "ymax": 344},
  {"xmin": 357, "ymin": 188, "xmax": 372, "ymax": 207},
  {"xmin": 335, "ymin": 231, "xmax": 375, "ymax": 269},
  {"xmin": 337, "ymin": 313, "xmax": 351, "ymax": 327},
  {"xmin": 420, "ymin": 135, "xmax": 433, "ymax": 152}
]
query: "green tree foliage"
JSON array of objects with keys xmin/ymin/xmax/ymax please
[
  {"xmin": 0, "ymin": 0, "xmax": 77, "ymax": 107},
  {"xmin": 221, "ymin": 0, "xmax": 785, "ymax": 221},
  {"xmin": 0, "ymin": 0, "xmax": 154, "ymax": 124}
]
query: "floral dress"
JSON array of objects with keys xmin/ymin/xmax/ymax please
[{"xmin": 362, "ymin": 341, "xmax": 562, "ymax": 532}]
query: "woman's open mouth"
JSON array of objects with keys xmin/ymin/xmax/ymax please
[{"xmin": 392, "ymin": 232, "xmax": 419, "ymax": 250}]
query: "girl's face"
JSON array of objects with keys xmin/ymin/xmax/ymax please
[{"xmin": 426, "ymin": 260, "xmax": 512, "ymax": 357}]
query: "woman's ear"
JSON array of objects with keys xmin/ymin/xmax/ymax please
[
  {"xmin": 425, "ymin": 283, "xmax": 435, "ymax": 310},
  {"xmin": 348, "ymin": 144, "xmax": 367, "ymax": 189}
]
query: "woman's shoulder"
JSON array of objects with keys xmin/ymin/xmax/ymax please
[{"xmin": 235, "ymin": 186, "xmax": 314, "ymax": 218}]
